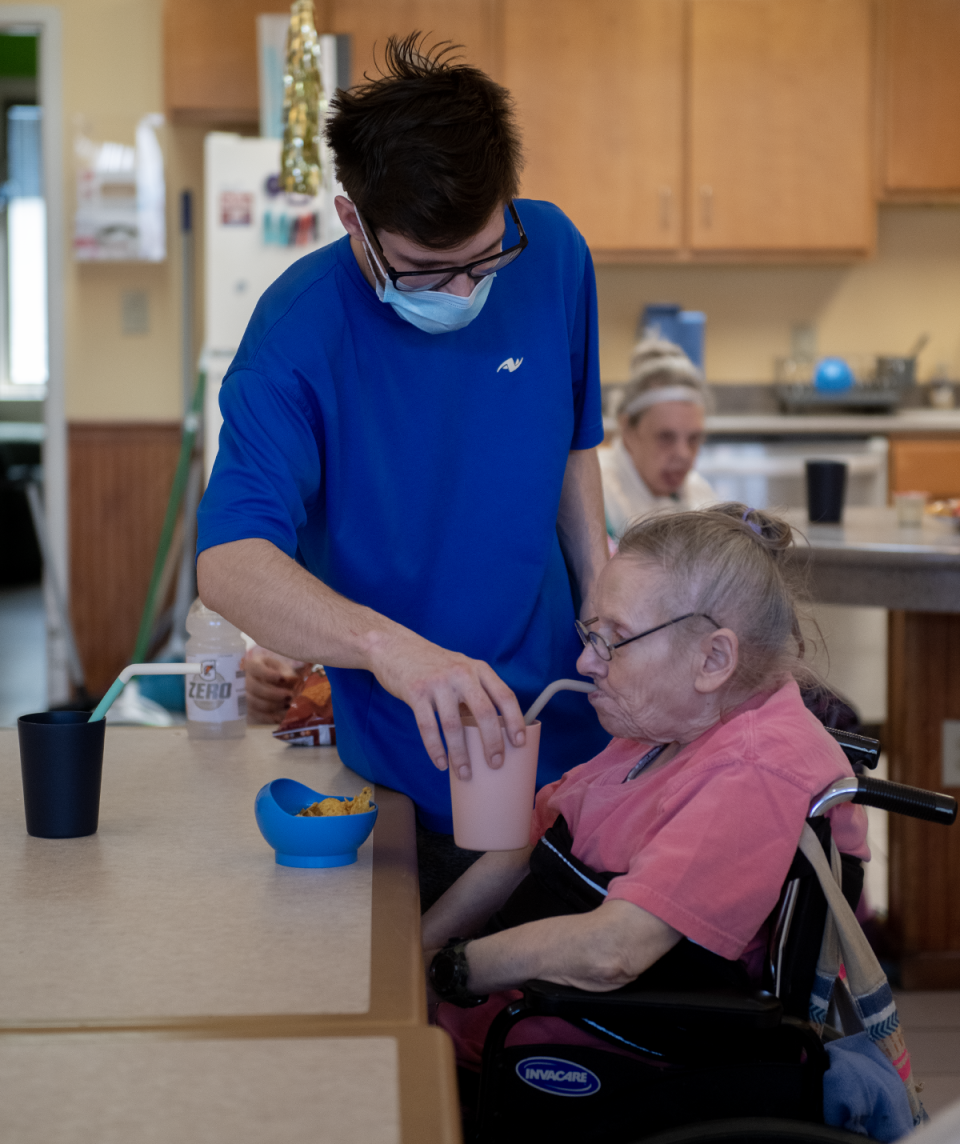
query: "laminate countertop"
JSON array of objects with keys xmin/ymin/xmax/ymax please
[
  {"xmin": 784, "ymin": 506, "xmax": 960, "ymax": 611},
  {"xmin": 0, "ymin": 726, "xmax": 425, "ymax": 1032},
  {"xmin": 705, "ymin": 409, "xmax": 960, "ymax": 436},
  {"xmin": 0, "ymin": 1026, "xmax": 461, "ymax": 1144}
]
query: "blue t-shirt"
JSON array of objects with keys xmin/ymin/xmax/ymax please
[{"xmin": 197, "ymin": 199, "xmax": 611, "ymax": 832}]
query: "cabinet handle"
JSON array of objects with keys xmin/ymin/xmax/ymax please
[
  {"xmin": 700, "ymin": 185, "xmax": 713, "ymax": 228},
  {"xmin": 658, "ymin": 186, "xmax": 672, "ymax": 231}
]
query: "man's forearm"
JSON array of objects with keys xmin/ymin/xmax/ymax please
[
  {"xmin": 557, "ymin": 448, "xmax": 609, "ymax": 614},
  {"xmin": 197, "ymin": 537, "xmax": 400, "ymax": 669},
  {"xmin": 197, "ymin": 538, "xmax": 527, "ymax": 775}
]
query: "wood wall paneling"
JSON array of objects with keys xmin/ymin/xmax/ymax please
[
  {"xmin": 883, "ymin": 0, "xmax": 960, "ymax": 195},
  {"xmin": 887, "ymin": 610, "xmax": 960, "ymax": 988},
  {"xmin": 502, "ymin": 0, "xmax": 684, "ymax": 253},
  {"xmin": 329, "ymin": 0, "xmax": 500, "ymax": 82},
  {"xmin": 888, "ymin": 436, "xmax": 960, "ymax": 500},
  {"xmin": 69, "ymin": 424, "xmax": 182, "ymax": 696},
  {"xmin": 688, "ymin": 0, "xmax": 873, "ymax": 253}
]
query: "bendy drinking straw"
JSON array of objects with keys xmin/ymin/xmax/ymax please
[
  {"xmin": 88, "ymin": 663, "xmax": 202, "ymax": 722},
  {"xmin": 523, "ymin": 679, "xmax": 596, "ymax": 726}
]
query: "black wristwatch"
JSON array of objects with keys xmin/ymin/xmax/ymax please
[{"xmin": 429, "ymin": 938, "xmax": 489, "ymax": 1008}]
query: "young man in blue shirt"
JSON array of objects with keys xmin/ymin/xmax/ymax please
[{"xmin": 197, "ymin": 35, "xmax": 610, "ymax": 904}]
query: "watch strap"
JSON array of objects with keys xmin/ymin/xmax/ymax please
[{"xmin": 429, "ymin": 938, "xmax": 489, "ymax": 1009}]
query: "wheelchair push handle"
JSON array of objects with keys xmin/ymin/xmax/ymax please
[
  {"xmin": 809, "ymin": 775, "xmax": 957, "ymax": 825},
  {"xmin": 826, "ymin": 727, "xmax": 881, "ymax": 770},
  {"xmin": 853, "ymin": 776, "xmax": 957, "ymax": 825}
]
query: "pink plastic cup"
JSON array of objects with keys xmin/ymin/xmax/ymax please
[{"xmin": 449, "ymin": 716, "xmax": 542, "ymax": 851}]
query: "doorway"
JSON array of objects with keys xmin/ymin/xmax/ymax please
[{"xmin": 0, "ymin": 7, "xmax": 64, "ymax": 723}]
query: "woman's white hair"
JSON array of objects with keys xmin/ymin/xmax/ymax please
[{"xmin": 617, "ymin": 336, "xmax": 713, "ymax": 424}]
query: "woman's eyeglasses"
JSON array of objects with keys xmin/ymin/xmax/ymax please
[{"xmin": 575, "ymin": 613, "xmax": 720, "ymax": 662}]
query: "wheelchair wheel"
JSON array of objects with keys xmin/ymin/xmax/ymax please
[{"xmin": 630, "ymin": 1118, "xmax": 874, "ymax": 1144}]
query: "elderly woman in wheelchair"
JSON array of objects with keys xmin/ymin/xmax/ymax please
[{"xmin": 423, "ymin": 503, "xmax": 896, "ymax": 1142}]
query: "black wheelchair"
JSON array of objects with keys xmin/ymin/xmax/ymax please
[{"xmin": 461, "ymin": 730, "xmax": 957, "ymax": 1144}]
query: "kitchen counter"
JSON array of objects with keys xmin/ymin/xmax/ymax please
[
  {"xmin": 705, "ymin": 409, "xmax": 960, "ymax": 436},
  {"xmin": 779, "ymin": 505, "xmax": 960, "ymax": 988},
  {"xmin": 782, "ymin": 506, "xmax": 960, "ymax": 611}
]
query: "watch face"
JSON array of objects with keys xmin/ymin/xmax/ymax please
[{"xmin": 431, "ymin": 951, "xmax": 457, "ymax": 993}]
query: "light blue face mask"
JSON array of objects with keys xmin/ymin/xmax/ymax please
[{"xmin": 356, "ymin": 217, "xmax": 496, "ymax": 335}]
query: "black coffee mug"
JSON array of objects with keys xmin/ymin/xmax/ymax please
[
  {"xmin": 806, "ymin": 460, "xmax": 848, "ymax": 524},
  {"xmin": 18, "ymin": 711, "xmax": 106, "ymax": 838}
]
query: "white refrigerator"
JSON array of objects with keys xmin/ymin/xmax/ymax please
[{"xmin": 203, "ymin": 108, "xmax": 347, "ymax": 477}]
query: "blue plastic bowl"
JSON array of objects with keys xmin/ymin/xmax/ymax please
[
  {"xmin": 814, "ymin": 356, "xmax": 855, "ymax": 392},
  {"xmin": 254, "ymin": 778, "xmax": 378, "ymax": 868}
]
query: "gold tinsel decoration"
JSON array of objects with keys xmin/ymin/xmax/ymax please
[{"xmin": 280, "ymin": 0, "xmax": 324, "ymax": 196}]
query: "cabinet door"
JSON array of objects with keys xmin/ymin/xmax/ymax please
[
  {"xmin": 688, "ymin": 0, "xmax": 873, "ymax": 253},
  {"xmin": 330, "ymin": 0, "xmax": 499, "ymax": 82},
  {"xmin": 502, "ymin": 0, "xmax": 683, "ymax": 252},
  {"xmin": 889, "ymin": 436, "xmax": 960, "ymax": 499},
  {"xmin": 165, "ymin": 0, "xmax": 292, "ymax": 122},
  {"xmin": 883, "ymin": 0, "xmax": 960, "ymax": 194}
]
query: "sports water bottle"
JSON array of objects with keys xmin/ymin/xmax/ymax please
[{"xmin": 185, "ymin": 598, "xmax": 247, "ymax": 739}]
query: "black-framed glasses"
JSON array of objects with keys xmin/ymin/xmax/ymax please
[
  {"xmin": 575, "ymin": 613, "xmax": 720, "ymax": 662},
  {"xmin": 359, "ymin": 202, "xmax": 528, "ymax": 293}
]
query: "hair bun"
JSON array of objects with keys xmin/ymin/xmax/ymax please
[
  {"xmin": 735, "ymin": 505, "xmax": 794, "ymax": 554},
  {"xmin": 628, "ymin": 335, "xmax": 703, "ymax": 389}
]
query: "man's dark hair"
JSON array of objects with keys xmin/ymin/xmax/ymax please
[{"xmin": 326, "ymin": 32, "xmax": 523, "ymax": 248}]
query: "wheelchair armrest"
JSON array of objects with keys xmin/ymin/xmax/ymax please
[{"xmin": 519, "ymin": 979, "xmax": 783, "ymax": 1032}]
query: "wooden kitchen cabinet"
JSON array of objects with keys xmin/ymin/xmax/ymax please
[
  {"xmin": 881, "ymin": 0, "xmax": 960, "ymax": 196},
  {"xmin": 165, "ymin": 0, "xmax": 497, "ymax": 122},
  {"xmin": 502, "ymin": 0, "xmax": 684, "ymax": 253},
  {"xmin": 688, "ymin": 0, "xmax": 873, "ymax": 254},
  {"xmin": 166, "ymin": 0, "xmax": 877, "ymax": 257},
  {"xmin": 329, "ymin": 0, "xmax": 499, "ymax": 81},
  {"xmin": 888, "ymin": 436, "xmax": 960, "ymax": 500},
  {"xmin": 164, "ymin": 0, "xmax": 292, "ymax": 123}
]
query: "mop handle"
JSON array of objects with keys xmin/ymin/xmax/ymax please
[
  {"xmin": 88, "ymin": 663, "xmax": 203, "ymax": 723},
  {"xmin": 523, "ymin": 679, "xmax": 596, "ymax": 726}
]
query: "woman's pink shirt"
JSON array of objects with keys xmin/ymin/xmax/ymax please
[
  {"xmin": 439, "ymin": 680, "xmax": 869, "ymax": 1069},
  {"xmin": 530, "ymin": 679, "xmax": 869, "ymax": 962}
]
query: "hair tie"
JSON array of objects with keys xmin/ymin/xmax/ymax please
[{"xmin": 742, "ymin": 508, "xmax": 762, "ymax": 536}]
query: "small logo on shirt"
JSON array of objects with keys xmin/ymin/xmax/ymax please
[{"xmin": 497, "ymin": 357, "xmax": 523, "ymax": 373}]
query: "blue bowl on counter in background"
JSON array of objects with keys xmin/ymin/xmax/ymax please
[
  {"xmin": 814, "ymin": 356, "xmax": 855, "ymax": 392},
  {"xmin": 254, "ymin": 778, "xmax": 377, "ymax": 868}
]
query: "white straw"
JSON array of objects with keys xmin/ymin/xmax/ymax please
[
  {"xmin": 89, "ymin": 662, "xmax": 203, "ymax": 722},
  {"xmin": 523, "ymin": 679, "xmax": 596, "ymax": 725}
]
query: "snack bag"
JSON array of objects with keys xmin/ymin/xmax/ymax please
[{"xmin": 272, "ymin": 664, "xmax": 336, "ymax": 747}]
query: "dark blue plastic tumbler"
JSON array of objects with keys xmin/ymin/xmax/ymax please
[
  {"xmin": 806, "ymin": 460, "xmax": 848, "ymax": 524},
  {"xmin": 18, "ymin": 711, "xmax": 105, "ymax": 838}
]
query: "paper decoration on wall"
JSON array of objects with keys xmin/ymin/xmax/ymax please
[
  {"xmin": 220, "ymin": 191, "xmax": 254, "ymax": 226},
  {"xmin": 262, "ymin": 208, "xmax": 319, "ymax": 246},
  {"xmin": 74, "ymin": 114, "xmax": 166, "ymax": 261},
  {"xmin": 259, "ymin": 173, "xmax": 318, "ymax": 246}
]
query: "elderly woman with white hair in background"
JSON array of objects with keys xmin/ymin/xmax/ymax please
[{"xmin": 600, "ymin": 337, "xmax": 717, "ymax": 538}]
